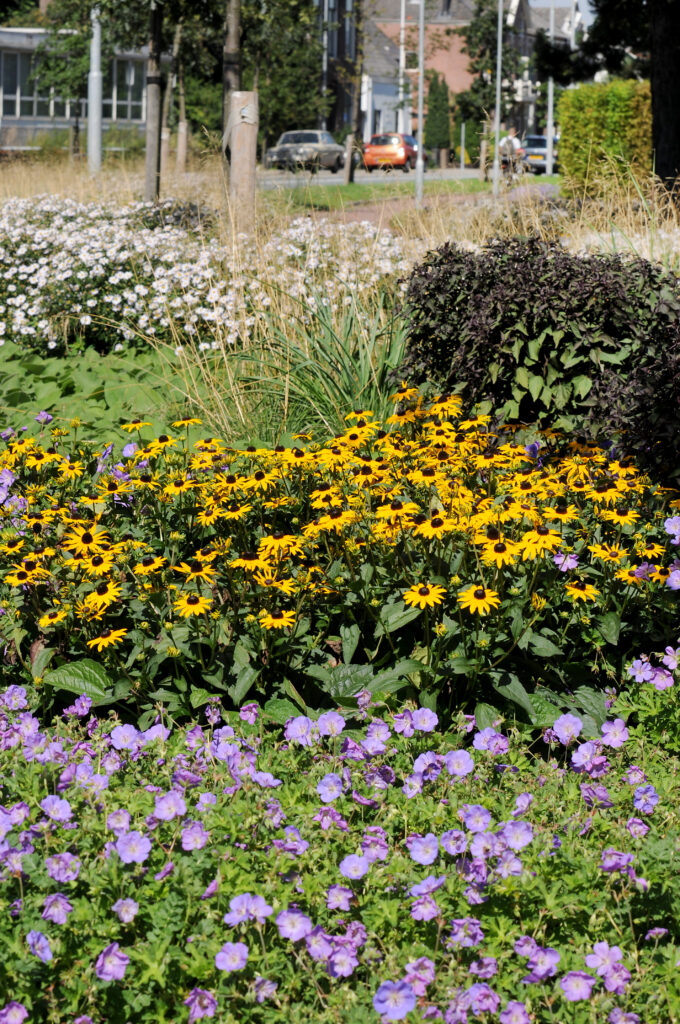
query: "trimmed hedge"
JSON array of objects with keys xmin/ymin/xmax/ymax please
[{"xmin": 558, "ymin": 79, "xmax": 652, "ymax": 189}]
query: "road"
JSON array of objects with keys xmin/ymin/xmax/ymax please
[{"xmin": 256, "ymin": 165, "xmax": 483, "ymax": 190}]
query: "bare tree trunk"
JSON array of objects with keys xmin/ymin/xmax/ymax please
[
  {"xmin": 176, "ymin": 59, "xmax": 188, "ymax": 173},
  {"xmin": 222, "ymin": 0, "xmax": 241, "ymax": 142},
  {"xmin": 161, "ymin": 21, "xmax": 182, "ymax": 177},
  {"xmin": 650, "ymin": 0, "xmax": 680, "ymax": 188},
  {"xmin": 144, "ymin": 2, "xmax": 163, "ymax": 202},
  {"xmin": 343, "ymin": 0, "xmax": 363, "ymax": 184}
]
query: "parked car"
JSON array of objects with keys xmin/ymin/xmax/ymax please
[
  {"xmin": 362, "ymin": 133, "xmax": 427, "ymax": 172},
  {"xmin": 264, "ymin": 131, "xmax": 345, "ymax": 173},
  {"xmin": 521, "ymin": 135, "xmax": 560, "ymax": 174}
]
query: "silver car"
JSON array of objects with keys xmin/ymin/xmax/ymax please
[
  {"xmin": 522, "ymin": 135, "xmax": 560, "ymax": 174},
  {"xmin": 264, "ymin": 130, "xmax": 345, "ymax": 173}
]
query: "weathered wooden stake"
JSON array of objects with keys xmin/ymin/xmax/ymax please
[{"xmin": 225, "ymin": 91, "xmax": 258, "ymax": 234}]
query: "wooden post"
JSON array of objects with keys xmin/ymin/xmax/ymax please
[
  {"xmin": 176, "ymin": 60, "xmax": 188, "ymax": 173},
  {"xmin": 226, "ymin": 91, "xmax": 258, "ymax": 234}
]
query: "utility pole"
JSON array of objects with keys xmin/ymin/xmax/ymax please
[
  {"xmin": 546, "ymin": 0, "xmax": 555, "ymax": 175},
  {"xmin": 414, "ymin": 0, "xmax": 425, "ymax": 207},
  {"xmin": 321, "ymin": 0, "xmax": 329, "ymax": 129},
  {"xmin": 87, "ymin": 6, "xmax": 102, "ymax": 174},
  {"xmin": 491, "ymin": 0, "xmax": 503, "ymax": 197},
  {"xmin": 144, "ymin": 1, "xmax": 163, "ymax": 202},
  {"xmin": 398, "ymin": 0, "xmax": 407, "ymax": 133}
]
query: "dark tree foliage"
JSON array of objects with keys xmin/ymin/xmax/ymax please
[
  {"xmin": 535, "ymin": 0, "xmax": 680, "ymax": 185},
  {"xmin": 424, "ymin": 73, "xmax": 451, "ymax": 152},
  {"xmin": 454, "ymin": 0, "xmax": 520, "ymax": 128}
]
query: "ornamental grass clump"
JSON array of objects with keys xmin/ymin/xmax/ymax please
[
  {"xmin": 0, "ymin": 390, "xmax": 678, "ymax": 728},
  {"xmin": 1, "ymin": 673, "xmax": 680, "ymax": 1023}
]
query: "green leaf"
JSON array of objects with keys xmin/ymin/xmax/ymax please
[
  {"xmin": 43, "ymin": 659, "xmax": 115, "ymax": 705},
  {"xmin": 189, "ymin": 687, "xmax": 214, "ymax": 710},
  {"xmin": 492, "ymin": 675, "xmax": 535, "ymax": 720},
  {"xmin": 228, "ymin": 665, "xmax": 259, "ymax": 706},
  {"xmin": 529, "ymin": 633, "xmax": 563, "ymax": 658},
  {"xmin": 374, "ymin": 602, "xmax": 421, "ymax": 636},
  {"xmin": 527, "ymin": 691, "xmax": 560, "ymax": 728},
  {"xmin": 340, "ymin": 623, "xmax": 361, "ymax": 664},
  {"xmin": 474, "ymin": 701, "xmax": 500, "ymax": 731},
  {"xmin": 263, "ymin": 697, "xmax": 300, "ymax": 724},
  {"xmin": 514, "ymin": 366, "xmax": 529, "ymax": 389},
  {"xmin": 527, "ymin": 373, "xmax": 543, "ymax": 401},
  {"xmin": 31, "ymin": 646, "xmax": 55, "ymax": 679},
  {"xmin": 572, "ymin": 374, "xmax": 593, "ymax": 399},
  {"xmin": 572, "ymin": 686, "xmax": 608, "ymax": 728},
  {"xmin": 595, "ymin": 612, "xmax": 620, "ymax": 646}
]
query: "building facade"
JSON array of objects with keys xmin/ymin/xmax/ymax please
[{"xmin": 0, "ymin": 27, "xmax": 147, "ymax": 150}]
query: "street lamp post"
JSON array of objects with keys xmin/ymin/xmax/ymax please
[
  {"xmin": 491, "ymin": 0, "xmax": 503, "ymax": 197},
  {"xmin": 87, "ymin": 6, "xmax": 102, "ymax": 173},
  {"xmin": 398, "ymin": 0, "xmax": 407, "ymax": 134},
  {"xmin": 414, "ymin": 0, "xmax": 425, "ymax": 207},
  {"xmin": 546, "ymin": 0, "xmax": 555, "ymax": 175}
]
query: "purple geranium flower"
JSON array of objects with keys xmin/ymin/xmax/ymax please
[
  {"xmin": 502, "ymin": 820, "xmax": 533, "ymax": 850},
  {"xmin": 552, "ymin": 713, "xmax": 583, "ymax": 746},
  {"xmin": 45, "ymin": 852, "xmax": 80, "ymax": 882},
  {"xmin": 412, "ymin": 707, "xmax": 438, "ymax": 732},
  {"xmin": 339, "ymin": 853, "xmax": 369, "ymax": 880},
  {"xmin": 317, "ymin": 711, "xmax": 345, "ymax": 736},
  {"xmin": 95, "ymin": 942, "xmax": 130, "ymax": 981},
  {"xmin": 373, "ymin": 980, "xmax": 416, "ymax": 1021},
  {"xmin": 181, "ymin": 821, "xmax": 209, "ymax": 850},
  {"xmin": 447, "ymin": 918, "xmax": 484, "ymax": 949},
  {"xmin": 183, "ymin": 988, "xmax": 218, "ymax": 1021},
  {"xmin": 406, "ymin": 832, "xmax": 439, "ymax": 865},
  {"xmin": 40, "ymin": 795, "xmax": 72, "ymax": 822},
  {"xmin": 154, "ymin": 790, "xmax": 187, "ymax": 821},
  {"xmin": 215, "ymin": 941, "xmax": 249, "ymax": 972},
  {"xmin": 42, "ymin": 893, "xmax": 73, "ymax": 925},
  {"xmin": 633, "ymin": 784, "xmax": 659, "ymax": 813},
  {"xmin": 284, "ymin": 715, "xmax": 315, "ymax": 747},
  {"xmin": 462, "ymin": 804, "xmax": 492, "ymax": 833},
  {"xmin": 444, "ymin": 748, "xmax": 474, "ymax": 777},
  {"xmin": 317, "ymin": 772, "xmax": 343, "ymax": 803},
  {"xmin": 112, "ymin": 898, "xmax": 139, "ymax": 923},
  {"xmin": 276, "ymin": 908, "xmax": 313, "ymax": 941},
  {"xmin": 0, "ymin": 1004, "xmax": 28, "ymax": 1024},
  {"xmin": 109, "ymin": 724, "xmax": 140, "ymax": 750},
  {"xmin": 27, "ymin": 930, "xmax": 52, "ymax": 962},
  {"xmin": 500, "ymin": 1001, "xmax": 531, "ymax": 1024},
  {"xmin": 115, "ymin": 830, "xmax": 151, "ymax": 864},
  {"xmin": 560, "ymin": 971, "xmax": 597, "ymax": 1001},
  {"xmin": 254, "ymin": 977, "xmax": 278, "ymax": 1003},
  {"xmin": 601, "ymin": 719, "xmax": 629, "ymax": 748},
  {"xmin": 326, "ymin": 884, "xmax": 353, "ymax": 911}
]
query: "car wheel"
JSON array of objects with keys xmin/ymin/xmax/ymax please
[
  {"xmin": 365, "ymin": 164, "xmax": 373, "ymax": 173},
  {"xmin": 330, "ymin": 157, "xmax": 341, "ymax": 174},
  {"xmin": 402, "ymin": 160, "xmax": 410, "ymax": 173}
]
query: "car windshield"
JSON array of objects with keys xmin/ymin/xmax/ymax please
[
  {"xmin": 279, "ymin": 132, "xmax": 319, "ymax": 145},
  {"xmin": 525, "ymin": 137, "xmax": 547, "ymax": 149},
  {"xmin": 370, "ymin": 135, "xmax": 401, "ymax": 146}
]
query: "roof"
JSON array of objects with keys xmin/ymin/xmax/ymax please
[
  {"xmin": 529, "ymin": 6, "xmax": 572, "ymax": 41},
  {"xmin": 365, "ymin": 0, "xmax": 475, "ymax": 25},
  {"xmin": 363, "ymin": 19, "xmax": 400, "ymax": 78}
]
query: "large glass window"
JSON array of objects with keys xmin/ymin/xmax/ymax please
[
  {"xmin": 18, "ymin": 53, "xmax": 33, "ymax": 116},
  {"xmin": 2, "ymin": 51, "xmax": 18, "ymax": 116}
]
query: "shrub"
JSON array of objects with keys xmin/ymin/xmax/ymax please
[
  {"xmin": 397, "ymin": 237, "xmax": 680, "ymax": 439},
  {"xmin": 558, "ymin": 80, "xmax": 652, "ymax": 190}
]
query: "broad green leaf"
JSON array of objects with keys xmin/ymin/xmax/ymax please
[
  {"xmin": 375, "ymin": 603, "xmax": 421, "ymax": 636},
  {"xmin": 263, "ymin": 697, "xmax": 301, "ymax": 724},
  {"xmin": 515, "ymin": 366, "xmax": 529, "ymax": 389},
  {"xmin": 493, "ymin": 676, "xmax": 536, "ymax": 720},
  {"xmin": 573, "ymin": 686, "xmax": 608, "ymax": 728},
  {"xmin": 340, "ymin": 623, "xmax": 361, "ymax": 665},
  {"xmin": 529, "ymin": 633, "xmax": 563, "ymax": 658},
  {"xmin": 528, "ymin": 374, "xmax": 543, "ymax": 401},
  {"xmin": 189, "ymin": 687, "xmax": 214, "ymax": 709},
  {"xmin": 228, "ymin": 665, "xmax": 259, "ymax": 706},
  {"xmin": 44, "ymin": 659, "xmax": 115, "ymax": 704},
  {"xmin": 474, "ymin": 701, "xmax": 500, "ymax": 731},
  {"xmin": 596, "ymin": 612, "xmax": 620, "ymax": 646}
]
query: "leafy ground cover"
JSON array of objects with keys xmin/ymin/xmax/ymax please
[
  {"xmin": 0, "ymin": 391, "xmax": 678, "ymax": 730},
  {"xmin": 1, "ymin": 667, "xmax": 680, "ymax": 1023}
]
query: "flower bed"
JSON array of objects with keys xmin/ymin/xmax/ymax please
[
  {"xmin": 0, "ymin": 393, "xmax": 678, "ymax": 724},
  {"xmin": 0, "ymin": 198, "xmax": 414, "ymax": 354},
  {"xmin": 1, "ymin": 674, "xmax": 679, "ymax": 1023}
]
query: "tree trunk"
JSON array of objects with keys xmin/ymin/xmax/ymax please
[
  {"xmin": 343, "ymin": 0, "xmax": 363, "ymax": 184},
  {"xmin": 176, "ymin": 59, "xmax": 188, "ymax": 173},
  {"xmin": 222, "ymin": 0, "xmax": 241, "ymax": 140},
  {"xmin": 144, "ymin": 2, "xmax": 163, "ymax": 202},
  {"xmin": 161, "ymin": 21, "xmax": 183, "ymax": 178},
  {"xmin": 650, "ymin": 0, "xmax": 680, "ymax": 187}
]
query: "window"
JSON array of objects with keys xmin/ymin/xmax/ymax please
[
  {"xmin": 2, "ymin": 51, "xmax": 18, "ymax": 116},
  {"xmin": 114, "ymin": 59, "xmax": 144, "ymax": 121}
]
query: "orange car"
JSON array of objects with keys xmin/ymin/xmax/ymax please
[{"xmin": 362, "ymin": 132, "xmax": 427, "ymax": 172}]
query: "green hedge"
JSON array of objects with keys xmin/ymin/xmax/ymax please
[{"xmin": 558, "ymin": 79, "xmax": 652, "ymax": 188}]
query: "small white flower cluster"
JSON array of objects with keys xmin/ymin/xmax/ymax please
[{"xmin": 0, "ymin": 196, "xmax": 417, "ymax": 356}]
